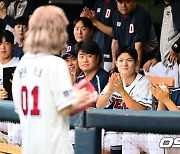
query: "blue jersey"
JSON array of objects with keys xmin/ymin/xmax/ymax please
[
  {"xmin": 13, "ymin": 43, "xmax": 24, "ymax": 60},
  {"xmin": 170, "ymin": 88, "xmax": 180, "ymax": 107},
  {"xmin": 112, "ymin": 6, "xmax": 158, "ymax": 64},
  {"xmin": 76, "ymin": 68, "xmax": 109, "ymax": 94},
  {"xmin": 92, "ymin": 0, "xmax": 117, "ymax": 62}
]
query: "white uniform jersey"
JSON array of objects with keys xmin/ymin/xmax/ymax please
[
  {"xmin": 102, "ymin": 74, "xmax": 153, "ymax": 148},
  {"xmin": 0, "ymin": 57, "xmax": 19, "ymax": 88},
  {"xmin": 102, "ymin": 74, "xmax": 153, "ymax": 109},
  {"xmin": 12, "ymin": 53, "xmax": 75, "ymax": 154},
  {"xmin": 0, "ymin": 57, "xmax": 20, "ymax": 145}
]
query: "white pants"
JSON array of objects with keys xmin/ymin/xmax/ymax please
[
  {"xmin": 122, "ymin": 133, "xmax": 180, "ymax": 154},
  {"xmin": 0, "ymin": 122, "xmax": 21, "ymax": 145},
  {"xmin": 148, "ymin": 134, "xmax": 180, "ymax": 154},
  {"xmin": 122, "ymin": 132, "xmax": 150, "ymax": 154}
]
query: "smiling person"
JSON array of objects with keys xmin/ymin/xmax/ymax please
[
  {"xmin": 96, "ymin": 46, "xmax": 153, "ymax": 153},
  {"xmin": 75, "ymin": 40, "xmax": 109, "ymax": 95},
  {"xmin": 61, "ymin": 45, "xmax": 82, "ymax": 84}
]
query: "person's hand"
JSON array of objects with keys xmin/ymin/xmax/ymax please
[
  {"xmin": 81, "ymin": 7, "xmax": 98, "ymax": 24},
  {"xmin": 150, "ymin": 84, "xmax": 171, "ymax": 105},
  {"xmin": 70, "ymin": 81, "xmax": 98, "ymax": 116},
  {"xmin": 73, "ymin": 79, "xmax": 97, "ymax": 104},
  {"xmin": 70, "ymin": 90, "xmax": 97, "ymax": 116},
  {"xmin": 111, "ymin": 72, "xmax": 124, "ymax": 94},
  {"xmin": 0, "ymin": 2, "xmax": 7, "ymax": 19},
  {"xmin": 107, "ymin": 76, "xmax": 115, "ymax": 94},
  {"xmin": 80, "ymin": 6, "xmax": 91, "ymax": 18},
  {"xmin": 88, "ymin": 10, "xmax": 97, "ymax": 24},
  {"xmin": 143, "ymin": 58, "xmax": 158, "ymax": 72},
  {"xmin": 169, "ymin": 48, "xmax": 178, "ymax": 66},
  {"xmin": 0, "ymin": 88, "xmax": 8, "ymax": 100}
]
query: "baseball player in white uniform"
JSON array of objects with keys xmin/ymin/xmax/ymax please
[
  {"xmin": 96, "ymin": 46, "xmax": 153, "ymax": 153},
  {"xmin": 12, "ymin": 6, "xmax": 97, "ymax": 154}
]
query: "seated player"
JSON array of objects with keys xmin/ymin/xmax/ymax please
[
  {"xmin": 96, "ymin": 46, "xmax": 153, "ymax": 154},
  {"xmin": 75, "ymin": 40, "xmax": 109, "ymax": 95},
  {"xmin": 61, "ymin": 45, "xmax": 82, "ymax": 84}
]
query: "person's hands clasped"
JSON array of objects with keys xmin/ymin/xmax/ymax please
[
  {"xmin": 150, "ymin": 84, "xmax": 171, "ymax": 105},
  {"xmin": 80, "ymin": 6, "xmax": 97, "ymax": 25},
  {"xmin": 111, "ymin": 72, "xmax": 124, "ymax": 94},
  {"xmin": 80, "ymin": 6, "xmax": 91, "ymax": 18},
  {"xmin": 0, "ymin": 88, "xmax": 8, "ymax": 100}
]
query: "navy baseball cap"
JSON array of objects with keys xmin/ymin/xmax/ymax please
[{"xmin": 61, "ymin": 45, "xmax": 77, "ymax": 59}]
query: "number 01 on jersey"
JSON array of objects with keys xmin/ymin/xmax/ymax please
[{"xmin": 21, "ymin": 86, "xmax": 40, "ymax": 115}]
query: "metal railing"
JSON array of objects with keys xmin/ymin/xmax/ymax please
[{"xmin": 1, "ymin": 100, "xmax": 180, "ymax": 154}]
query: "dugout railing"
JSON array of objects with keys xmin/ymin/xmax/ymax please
[{"xmin": 0, "ymin": 100, "xmax": 180, "ymax": 154}]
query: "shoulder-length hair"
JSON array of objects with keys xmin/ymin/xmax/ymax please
[{"xmin": 24, "ymin": 5, "xmax": 69, "ymax": 55}]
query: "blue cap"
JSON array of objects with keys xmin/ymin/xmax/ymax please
[{"xmin": 61, "ymin": 45, "xmax": 77, "ymax": 59}]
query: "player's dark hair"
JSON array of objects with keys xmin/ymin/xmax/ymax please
[
  {"xmin": 14, "ymin": 16, "xmax": 29, "ymax": 27},
  {"xmin": 116, "ymin": 46, "xmax": 138, "ymax": 62},
  {"xmin": 0, "ymin": 30, "xmax": 14, "ymax": 44},
  {"xmin": 74, "ymin": 40, "xmax": 102, "ymax": 65},
  {"xmin": 73, "ymin": 17, "xmax": 94, "ymax": 30}
]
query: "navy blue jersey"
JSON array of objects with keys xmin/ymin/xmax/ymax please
[
  {"xmin": 170, "ymin": 88, "xmax": 180, "ymax": 107},
  {"xmin": 13, "ymin": 43, "xmax": 24, "ymax": 60},
  {"xmin": 0, "ymin": 15, "xmax": 15, "ymax": 30},
  {"xmin": 76, "ymin": 68, "xmax": 109, "ymax": 94},
  {"xmin": 92, "ymin": 0, "xmax": 117, "ymax": 62},
  {"xmin": 112, "ymin": 6, "xmax": 158, "ymax": 56}
]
